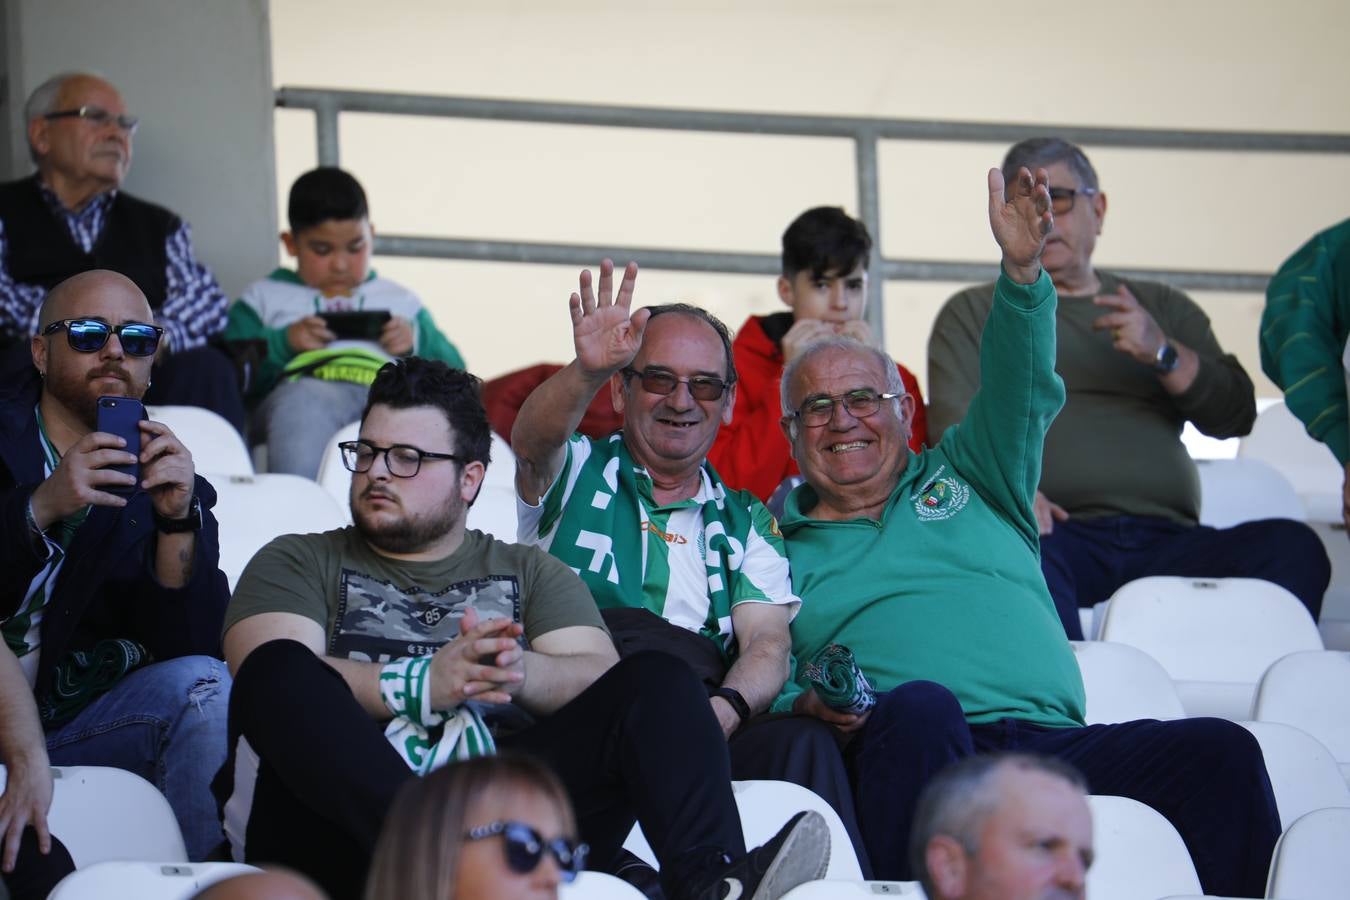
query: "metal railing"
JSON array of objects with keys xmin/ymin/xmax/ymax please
[{"xmin": 276, "ymin": 86, "xmax": 1350, "ymax": 335}]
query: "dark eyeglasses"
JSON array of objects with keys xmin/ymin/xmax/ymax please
[
  {"xmin": 1048, "ymin": 186, "xmax": 1098, "ymax": 215},
  {"xmin": 622, "ymin": 367, "xmax": 731, "ymax": 401},
  {"xmin": 464, "ymin": 820, "xmax": 588, "ymax": 882},
  {"xmin": 338, "ymin": 439, "xmax": 460, "ymax": 478},
  {"xmin": 791, "ymin": 388, "xmax": 900, "ymax": 428},
  {"xmin": 42, "ymin": 318, "xmax": 164, "ymax": 357},
  {"xmin": 44, "ymin": 105, "xmax": 139, "ymax": 134}
]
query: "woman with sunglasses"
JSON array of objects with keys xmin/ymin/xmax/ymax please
[{"xmin": 365, "ymin": 754, "xmax": 586, "ymax": 900}]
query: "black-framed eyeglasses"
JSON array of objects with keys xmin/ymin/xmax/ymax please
[
  {"xmin": 621, "ymin": 367, "xmax": 731, "ymax": 401},
  {"xmin": 791, "ymin": 388, "xmax": 900, "ymax": 428},
  {"xmin": 43, "ymin": 105, "xmax": 139, "ymax": 134},
  {"xmin": 464, "ymin": 820, "xmax": 588, "ymax": 882},
  {"xmin": 338, "ymin": 439, "xmax": 460, "ymax": 478},
  {"xmin": 42, "ymin": 318, "xmax": 164, "ymax": 357},
  {"xmin": 1048, "ymin": 186, "xmax": 1098, "ymax": 215}
]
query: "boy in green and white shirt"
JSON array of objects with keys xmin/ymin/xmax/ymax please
[{"xmin": 224, "ymin": 167, "xmax": 464, "ymax": 478}]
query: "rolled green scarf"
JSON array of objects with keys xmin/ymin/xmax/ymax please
[{"xmin": 804, "ymin": 644, "xmax": 876, "ymax": 715}]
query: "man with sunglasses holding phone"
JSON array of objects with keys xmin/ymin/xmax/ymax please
[
  {"xmin": 511, "ymin": 279, "xmax": 869, "ymax": 876},
  {"xmin": 928, "ymin": 137, "xmax": 1328, "ymax": 640},
  {"xmin": 0, "ymin": 72, "xmax": 243, "ymax": 433},
  {"xmin": 0, "ymin": 269, "xmax": 231, "ymax": 896}
]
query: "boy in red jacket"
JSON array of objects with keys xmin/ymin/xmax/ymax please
[{"xmin": 709, "ymin": 207, "xmax": 927, "ymax": 504}]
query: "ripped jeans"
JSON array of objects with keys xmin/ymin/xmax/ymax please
[{"xmin": 45, "ymin": 655, "xmax": 231, "ymax": 861}]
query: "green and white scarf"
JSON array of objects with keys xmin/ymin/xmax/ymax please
[
  {"xmin": 379, "ymin": 656, "xmax": 495, "ymax": 774},
  {"xmin": 542, "ymin": 434, "xmax": 758, "ymax": 655}
]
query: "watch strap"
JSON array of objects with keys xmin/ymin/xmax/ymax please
[
  {"xmin": 710, "ymin": 686, "xmax": 752, "ymax": 723},
  {"xmin": 154, "ymin": 495, "xmax": 202, "ymax": 534}
]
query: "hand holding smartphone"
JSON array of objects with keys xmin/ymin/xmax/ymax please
[{"xmin": 95, "ymin": 396, "xmax": 146, "ymax": 495}]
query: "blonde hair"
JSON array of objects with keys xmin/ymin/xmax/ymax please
[{"xmin": 364, "ymin": 755, "xmax": 576, "ymax": 900}]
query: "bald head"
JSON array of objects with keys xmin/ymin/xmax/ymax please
[
  {"xmin": 190, "ymin": 871, "xmax": 328, "ymax": 900},
  {"xmin": 39, "ymin": 270, "xmax": 151, "ymax": 331}
]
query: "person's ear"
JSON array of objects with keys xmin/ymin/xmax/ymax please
[
  {"xmin": 31, "ymin": 332, "xmax": 48, "ymax": 378},
  {"xmin": 780, "ymin": 414, "xmax": 798, "ymax": 460},
  {"xmin": 721, "ymin": 383, "xmax": 737, "ymax": 426},
  {"xmin": 459, "ymin": 459, "xmax": 487, "ymax": 505},
  {"xmin": 777, "ymin": 275, "xmax": 795, "ymax": 310},
  {"xmin": 898, "ymin": 392, "xmax": 916, "ymax": 445},
  {"xmin": 926, "ymin": 835, "xmax": 971, "ymax": 899},
  {"xmin": 609, "ymin": 371, "xmax": 627, "ymax": 415},
  {"xmin": 1092, "ymin": 191, "xmax": 1108, "ymax": 236},
  {"xmin": 281, "ymin": 231, "xmax": 299, "ymax": 258},
  {"xmin": 27, "ymin": 118, "xmax": 49, "ymax": 159}
]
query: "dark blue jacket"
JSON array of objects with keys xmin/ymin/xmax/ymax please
[{"xmin": 0, "ymin": 371, "xmax": 229, "ymax": 711}]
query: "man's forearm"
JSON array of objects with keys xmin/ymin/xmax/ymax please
[
  {"xmin": 0, "ymin": 646, "xmax": 48, "ymax": 770},
  {"xmin": 516, "ymin": 649, "xmax": 614, "ymax": 715},
  {"xmin": 512, "ymin": 361, "xmax": 613, "ymax": 501},
  {"xmin": 721, "ymin": 633, "xmax": 791, "ymax": 716},
  {"xmin": 153, "ymin": 532, "xmax": 195, "ymax": 589}
]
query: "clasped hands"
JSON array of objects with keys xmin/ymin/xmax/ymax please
[{"xmin": 427, "ymin": 608, "xmax": 526, "ymax": 711}]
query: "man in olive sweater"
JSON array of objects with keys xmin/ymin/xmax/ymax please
[
  {"xmin": 776, "ymin": 164, "xmax": 1280, "ymax": 897},
  {"xmin": 929, "ymin": 138, "xmax": 1328, "ymax": 639}
]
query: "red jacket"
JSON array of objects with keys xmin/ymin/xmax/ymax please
[{"xmin": 708, "ymin": 313, "xmax": 929, "ymax": 503}]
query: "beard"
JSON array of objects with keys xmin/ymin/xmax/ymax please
[
  {"xmin": 352, "ymin": 487, "xmax": 464, "ymax": 555},
  {"xmin": 44, "ymin": 359, "xmax": 146, "ymax": 430}
]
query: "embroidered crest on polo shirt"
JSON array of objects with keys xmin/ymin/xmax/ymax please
[{"xmin": 912, "ymin": 465, "xmax": 971, "ymax": 522}]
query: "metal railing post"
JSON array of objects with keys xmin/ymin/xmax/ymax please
[
  {"xmin": 315, "ymin": 98, "xmax": 340, "ymax": 167},
  {"xmin": 854, "ymin": 129, "xmax": 884, "ymax": 337}
]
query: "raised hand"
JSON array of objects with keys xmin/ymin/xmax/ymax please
[
  {"xmin": 989, "ymin": 166, "xmax": 1054, "ymax": 283},
  {"xmin": 570, "ymin": 259, "xmax": 648, "ymax": 378}
]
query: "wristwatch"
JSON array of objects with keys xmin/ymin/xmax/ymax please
[
  {"xmin": 1153, "ymin": 341, "xmax": 1180, "ymax": 374},
  {"xmin": 710, "ymin": 686, "xmax": 753, "ymax": 723},
  {"xmin": 154, "ymin": 495, "xmax": 203, "ymax": 534}
]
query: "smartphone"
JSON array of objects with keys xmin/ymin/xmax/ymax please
[
  {"xmin": 95, "ymin": 396, "xmax": 146, "ymax": 495},
  {"xmin": 321, "ymin": 310, "xmax": 391, "ymax": 341}
]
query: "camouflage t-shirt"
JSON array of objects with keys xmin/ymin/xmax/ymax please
[{"xmin": 223, "ymin": 526, "xmax": 604, "ymax": 663}]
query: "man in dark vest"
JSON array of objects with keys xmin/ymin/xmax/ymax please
[{"xmin": 0, "ymin": 72, "xmax": 244, "ymax": 432}]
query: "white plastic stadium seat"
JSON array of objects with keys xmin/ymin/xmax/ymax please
[
  {"xmin": 1070, "ymin": 641, "xmax": 1186, "ymax": 724},
  {"xmin": 1252, "ymin": 650, "xmax": 1350, "ymax": 783},
  {"xmin": 1194, "ymin": 459, "xmax": 1305, "ymax": 528},
  {"xmin": 0, "ymin": 765, "xmax": 186, "ymax": 867},
  {"xmin": 558, "ymin": 871, "xmax": 648, "ymax": 898},
  {"xmin": 624, "ymin": 780, "xmax": 864, "ymax": 880},
  {"xmin": 1264, "ymin": 807, "xmax": 1350, "ymax": 900},
  {"xmin": 1086, "ymin": 795, "xmax": 1201, "ymax": 900},
  {"xmin": 212, "ymin": 473, "xmax": 349, "ymax": 590},
  {"xmin": 1238, "ymin": 400, "xmax": 1344, "ymax": 523},
  {"xmin": 1098, "ymin": 577, "xmax": 1323, "ymax": 719},
  {"xmin": 1239, "ymin": 720, "xmax": 1350, "ymax": 830},
  {"xmin": 781, "ymin": 882, "xmax": 926, "ymax": 897},
  {"xmin": 315, "ymin": 420, "xmax": 360, "ymax": 517},
  {"xmin": 145, "ymin": 405, "xmax": 253, "ymax": 476},
  {"xmin": 49, "ymin": 862, "xmax": 259, "ymax": 900}
]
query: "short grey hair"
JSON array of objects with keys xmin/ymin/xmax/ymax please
[
  {"xmin": 1002, "ymin": 137, "xmax": 1099, "ymax": 194},
  {"xmin": 779, "ymin": 335, "xmax": 905, "ymax": 441},
  {"xmin": 909, "ymin": 753, "xmax": 1088, "ymax": 897},
  {"xmin": 24, "ymin": 71, "xmax": 108, "ymax": 164}
]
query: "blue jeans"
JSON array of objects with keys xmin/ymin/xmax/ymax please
[
  {"xmin": 45, "ymin": 655, "xmax": 230, "ymax": 861},
  {"xmin": 848, "ymin": 680, "xmax": 1280, "ymax": 896},
  {"xmin": 1041, "ymin": 515, "xmax": 1330, "ymax": 640},
  {"xmin": 254, "ymin": 378, "xmax": 367, "ymax": 478}
]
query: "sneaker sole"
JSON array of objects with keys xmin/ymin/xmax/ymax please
[{"xmin": 748, "ymin": 810, "xmax": 831, "ymax": 900}]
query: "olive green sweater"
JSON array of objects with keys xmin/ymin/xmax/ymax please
[
  {"xmin": 775, "ymin": 271, "xmax": 1085, "ymax": 728},
  {"xmin": 929, "ymin": 271, "xmax": 1254, "ymax": 525}
]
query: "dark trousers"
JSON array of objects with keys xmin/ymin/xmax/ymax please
[
  {"xmin": 728, "ymin": 714, "xmax": 872, "ymax": 878},
  {"xmin": 848, "ymin": 680, "xmax": 1280, "ymax": 897},
  {"xmin": 227, "ymin": 641, "xmax": 743, "ymax": 900},
  {"xmin": 0, "ymin": 830, "xmax": 75, "ymax": 900},
  {"xmin": 1042, "ymin": 515, "xmax": 1330, "ymax": 640}
]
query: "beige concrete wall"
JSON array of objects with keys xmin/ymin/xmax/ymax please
[{"xmin": 270, "ymin": 0, "xmax": 1350, "ymax": 394}]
